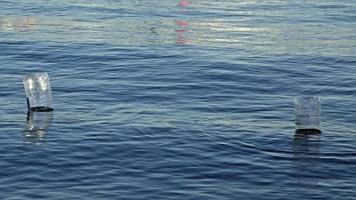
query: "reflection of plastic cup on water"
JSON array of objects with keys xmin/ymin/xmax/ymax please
[
  {"xmin": 295, "ymin": 96, "xmax": 321, "ymax": 132},
  {"xmin": 23, "ymin": 72, "xmax": 53, "ymax": 111}
]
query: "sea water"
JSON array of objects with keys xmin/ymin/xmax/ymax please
[{"xmin": 0, "ymin": 1, "xmax": 356, "ymax": 199}]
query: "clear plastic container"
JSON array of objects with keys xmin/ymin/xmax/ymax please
[
  {"xmin": 23, "ymin": 72, "xmax": 53, "ymax": 111},
  {"xmin": 295, "ymin": 96, "xmax": 321, "ymax": 133}
]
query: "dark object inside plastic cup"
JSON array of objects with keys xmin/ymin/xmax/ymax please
[
  {"xmin": 29, "ymin": 107, "xmax": 54, "ymax": 112},
  {"xmin": 26, "ymin": 98, "xmax": 53, "ymax": 112},
  {"xmin": 295, "ymin": 129, "xmax": 322, "ymax": 135}
]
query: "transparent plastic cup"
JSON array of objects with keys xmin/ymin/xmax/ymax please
[
  {"xmin": 23, "ymin": 72, "xmax": 53, "ymax": 111},
  {"xmin": 295, "ymin": 96, "xmax": 321, "ymax": 133}
]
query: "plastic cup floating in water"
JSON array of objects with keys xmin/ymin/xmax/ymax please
[
  {"xmin": 295, "ymin": 96, "xmax": 321, "ymax": 133},
  {"xmin": 23, "ymin": 72, "xmax": 53, "ymax": 112}
]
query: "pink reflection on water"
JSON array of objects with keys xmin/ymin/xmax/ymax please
[
  {"xmin": 175, "ymin": 0, "xmax": 191, "ymax": 45},
  {"xmin": 177, "ymin": 35, "xmax": 190, "ymax": 45},
  {"xmin": 175, "ymin": 20, "xmax": 189, "ymax": 26},
  {"xmin": 175, "ymin": 29, "xmax": 187, "ymax": 33},
  {"xmin": 179, "ymin": 0, "xmax": 191, "ymax": 7}
]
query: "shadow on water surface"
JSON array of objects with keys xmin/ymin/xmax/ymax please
[{"xmin": 24, "ymin": 111, "xmax": 53, "ymax": 145}]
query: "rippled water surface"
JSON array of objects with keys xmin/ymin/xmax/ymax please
[{"xmin": 1, "ymin": 0, "xmax": 356, "ymax": 199}]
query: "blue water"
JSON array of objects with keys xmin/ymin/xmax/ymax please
[{"xmin": 1, "ymin": 0, "xmax": 356, "ymax": 199}]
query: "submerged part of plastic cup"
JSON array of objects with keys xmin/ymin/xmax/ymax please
[
  {"xmin": 23, "ymin": 72, "xmax": 53, "ymax": 111},
  {"xmin": 295, "ymin": 96, "xmax": 321, "ymax": 132},
  {"xmin": 26, "ymin": 111, "xmax": 53, "ymax": 133},
  {"xmin": 25, "ymin": 111, "xmax": 53, "ymax": 144}
]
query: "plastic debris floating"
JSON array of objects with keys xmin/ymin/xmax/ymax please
[
  {"xmin": 295, "ymin": 96, "xmax": 321, "ymax": 134},
  {"xmin": 23, "ymin": 72, "xmax": 54, "ymax": 112}
]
